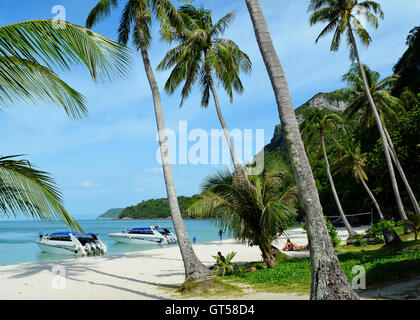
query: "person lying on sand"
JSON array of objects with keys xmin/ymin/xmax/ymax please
[{"xmin": 282, "ymin": 239, "xmax": 309, "ymax": 251}]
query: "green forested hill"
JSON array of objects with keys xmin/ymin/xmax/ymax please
[
  {"xmin": 117, "ymin": 195, "xmax": 200, "ymax": 219},
  {"xmin": 97, "ymin": 208, "xmax": 124, "ymax": 219}
]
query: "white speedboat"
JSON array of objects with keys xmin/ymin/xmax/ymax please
[
  {"xmin": 37, "ymin": 232, "xmax": 107, "ymax": 256},
  {"xmin": 109, "ymin": 226, "xmax": 177, "ymax": 245}
]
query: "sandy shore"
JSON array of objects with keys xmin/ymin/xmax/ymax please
[{"xmin": 0, "ymin": 226, "xmax": 390, "ymax": 300}]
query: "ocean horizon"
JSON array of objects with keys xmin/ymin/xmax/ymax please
[{"xmin": 0, "ymin": 219, "xmax": 229, "ymax": 266}]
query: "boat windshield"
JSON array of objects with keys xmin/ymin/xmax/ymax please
[
  {"xmin": 129, "ymin": 229, "xmax": 154, "ymax": 235},
  {"xmin": 156, "ymin": 228, "xmax": 171, "ymax": 235}
]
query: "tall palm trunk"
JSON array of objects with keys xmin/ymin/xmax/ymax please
[
  {"xmin": 207, "ymin": 71, "xmax": 243, "ymax": 173},
  {"xmin": 356, "ymin": 169, "xmax": 385, "ymax": 220},
  {"xmin": 245, "ymin": 0, "xmax": 358, "ymax": 300},
  {"xmin": 320, "ymin": 135, "xmax": 358, "ymax": 236},
  {"xmin": 382, "ymin": 125, "xmax": 420, "ymax": 217},
  {"xmin": 348, "ymin": 25, "xmax": 407, "ymax": 221},
  {"xmin": 134, "ymin": 10, "xmax": 211, "ymax": 281}
]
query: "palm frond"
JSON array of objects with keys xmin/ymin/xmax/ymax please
[
  {"xmin": 86, "ymin": 0, "xmax": 120, "ymax": 29},
  {"xmin": 0, "ymin": 20, "xmax": 132, "ymax": 82},
  {"xmin": 0, "ymin": 56, "xmax": 86, "ymax": 118},
  {"xmin": 0, "ymin": 155, "xmax": 82, "ymax": 231}
]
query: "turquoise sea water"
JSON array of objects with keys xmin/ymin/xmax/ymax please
[{"xmin": 0, "ymin": 219, "xmax": 228, "ymax": 266}]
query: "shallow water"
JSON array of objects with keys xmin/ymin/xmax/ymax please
[{"xmin": 0, "ymin": 219, "xmax": 227, "ymax": 266}]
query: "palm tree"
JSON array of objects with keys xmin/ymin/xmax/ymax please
[
  {"xmin": 245, "ymin": 0, "xmax": 358, "ymax": 300},
  {"xmin": 188, "ymin": 165, "xmax": 298, "ymax": 268},
  {"xmin": 334, "ymin": 138, "xmax": 385, "ymax": 220},
  {"xmin": 308, "ymin": 0, "xmax": 408, "ymax": 221},
  {"xmin": 341, "ymin": 64, "xmax": 404, "ymax": 129},
  {"xmin": 157, "ymin": 5, "xmax": 252, "ymax": 173},
  {"xmin": 86, "ymin": 0, "xmax": 212, "ymax": 280},
  {"xmin": 341, "ymin": 64, "xmax": 420, "ymax": 217},
  {"xmin": 300, "ymin": 109, "xmax": 358, "ymax": 236},
  {"xmin": 0, "ymin": 19, "xmax": 131, "ymax": 231}
]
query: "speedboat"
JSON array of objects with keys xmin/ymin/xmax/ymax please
[
  {"xmin": 37, "ymin": 232, "xmax": 107, "ymax": 256},
  {"xmin": 109, "ymin": 226, "xmax": 177, "ymax": 245}
]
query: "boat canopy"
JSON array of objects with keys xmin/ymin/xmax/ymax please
[
  {"xmin": 130, "ymin": 227, "xmax": 171, "ymax": 231},
  {"xmin": 50, "ymin": 232, "xmax": 97, "ymax": 236}
]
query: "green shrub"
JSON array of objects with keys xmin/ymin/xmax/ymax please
[
  {"xmin": 355, "ymin": 235, "xmax": 367, "ymax": 247},
  {"xmin": 366, "ymin": 220, "xmax": 396, "ymax": 239},
  {"xmin": 212, "ymin": 252, "xmax": 239, "ymax": 277}
]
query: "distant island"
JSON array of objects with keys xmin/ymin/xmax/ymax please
[
  {"xmin": 97, "ymin": 195, "xmax": 200, "ymax": 220},
  {"xmin": 97, "ymin": 208, "xmax": 124, "ymax": 219}
]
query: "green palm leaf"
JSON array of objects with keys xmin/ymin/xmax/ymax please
[
  {"xmin": 0, "ymin": 155, "xmax": 82, "ymax": 232},
  {"xmin": 0, "ymin": 56, "xmax": 86, "ymax": 118},
  {"xmin": 0, "ymin": 20, "xmax": 132, "ymax": 82}
]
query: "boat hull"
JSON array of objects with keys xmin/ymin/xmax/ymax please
[
  {"xmin": 37, "ymin": 241, "xmax": 82, "ymax": 256},
  {"xmin": 109, "ymin": 233, "xmax": 166, "ymax": 245}
]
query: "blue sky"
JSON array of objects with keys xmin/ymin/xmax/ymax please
[{"xmin": 0, "ymin": 0, "xmax": 418, "ymax": 219}]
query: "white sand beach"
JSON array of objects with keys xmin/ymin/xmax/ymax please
[{"xmin": 0, "ymin": 226, "xmax": 375, "ymax": 300}]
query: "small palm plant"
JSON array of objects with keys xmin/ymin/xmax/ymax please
[
  {"xmin": 188, "ymin": 164, "xmax": 297, "ymax": 268},
  {"xmin": 212, "ymin": 252, "xmax": 238, "ymax": 277}
]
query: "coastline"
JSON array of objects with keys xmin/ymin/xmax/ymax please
[
  {"xmin": 0, "ymin": 227, "xmax": 367, "ymax": 300},
  {"xmin": 0, "ymin": 238, "xmax": 295, "ymax": 300}
]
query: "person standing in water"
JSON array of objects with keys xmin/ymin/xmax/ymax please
[{"xmin": 218, "ymin": 229, "xmax": 224, "ymax": 241}]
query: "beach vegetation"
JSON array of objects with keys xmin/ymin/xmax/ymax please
[
  {"xmin": 309, "ymin": 0, "xmax": 415, "ymax": 221},
  {"xmin": 188, "ymin": 164, "xmax": 297, "ymax": 268},
  {"xmin": 246, "ymin": 0, "xmax": 357, "ymax": 299},
  {"xmin": 212, "ymin": 251, "xmax": 239, "ymax": 277},
  {"xmin": 224, "ymin": 239, "xmax": 420, "ymax": 295},
  {"xmin": 397, "ymin": 213, "xmax": 420, "ymax": 241},
  {"xmin": 300, "ymin": 108, "xmax": 358, "ymax": 236}
]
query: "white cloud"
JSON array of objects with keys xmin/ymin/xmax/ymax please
[
  {"xmin": 81, "ymin": 180, "xmax": 101, "ymax": 188},
  {"xmin": 144, "ymin": 167, "xmax": 162, "ymax": 174}
]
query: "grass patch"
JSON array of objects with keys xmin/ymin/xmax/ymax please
[
  {"xmin": 176, "ymin": 277, "xmax": 244, "ymax": 298},
  {"xmin": 224, "ymin": 239, "xmax": 420, "ymax": 293}
]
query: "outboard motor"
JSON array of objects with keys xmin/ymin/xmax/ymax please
[
  {"xmin": 90, "ymin": 243, "xmax": 99, "ymax": 255},
  {"xmin": 97, "ymin": 239, "xmax": 107, "ymax": 255},
  {"xmin": 69, "ymin": 234, "xmax": 86, "ymax": 256},
  {"xmin": 84, "ymin": 243, "xmax": 92, "ymax": 255}
]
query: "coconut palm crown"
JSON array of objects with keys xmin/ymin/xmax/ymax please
[
  {"xmin": 308, "ymin": 0, "xmax": 383, "ymax": 60},
  {"xmin": 157, "ymin": 5, "xmax": 252, "ymax": 107},
  {"xmin": 340, "ymin": 64, "xmax": 405, "ymax": 129}
]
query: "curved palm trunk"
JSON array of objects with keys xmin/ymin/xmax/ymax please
[
  {"xmin": 207, "ymin": 72, "xmax": 243, "ymax": 173},
  {"xmin": 348, "ymin": 26, "xmax": 407, "ymax": 221},
  {"xmin": 320, "ymin": 135, "xmax": 358, "ymax": 236},
  {"xmin": 246, "ymin": 0, "xmax": 358, "ymax": 300},
  {"xmin": 258, "ymin": 243, "xmax": 277, "ymax": 268},
  {"xmin": 134, "ymin": 10, "xmax": 211, "ymax": 281},
  {"xmin": 383, "ymin": 125, "xmax": 420, "ymax": 217},
  {"xmin": 356, "ymin": 169, "xmax": 385, "ymax": 220}
]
